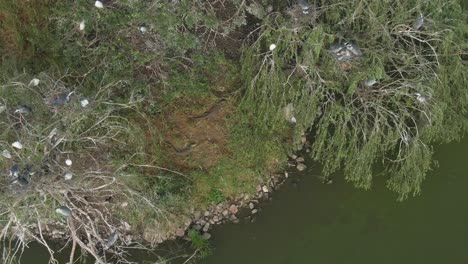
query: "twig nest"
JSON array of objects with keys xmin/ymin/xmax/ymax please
[
  {"xmin": 12, "ymin": 141, "xmax": 23, "ymax": 149},
  {"xmin": 65, "ymin": 159, "xmax": 73, "ymax": 166},
  {"xmin": 2, "ymin": 149, "xmax": 12, "ymax": 159},
  {"xmin": 55, "ymin": 206, "xmax": 72, "ymax": 217},
  {"xmin": 139, "ymin": 26, "xmax": 148, "ymax": 33},
  {"xmin": 269, "ymin": 44, "xmax": 276, "ymax": 51},
  {"xmin": 79, "ymin": 20, "xmax": 85, "ymax": 31},
  {"xmin": 64, "ymin": 172, "xmax": 73, "ymax": 180},
  {"xmin": 80, "ymin": 98, "xmax": 89, "ymax": 107},
  {"xmin": 29, "ymin": 78, "xmax": 40, "ymax": 86},
  {"xmin": 95, "ymin": 0, "xmax": 104, "ymax": 8}
]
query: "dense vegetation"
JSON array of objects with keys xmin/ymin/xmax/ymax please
[{"xmin": 0, "ymin": 0, "xmax": 466, "ymax": 262}]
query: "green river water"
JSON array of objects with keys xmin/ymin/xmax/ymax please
[
  {"xmin": 199, "ymin": 137, "xmax": 468, "ymax": 264},
  {"xmin": 18, "ymin": 136, "xmax": 467, "ymax": 264}
]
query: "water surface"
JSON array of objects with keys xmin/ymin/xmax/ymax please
[{"xmin": 200, "ymin": 137, "xmax": 468, "ymax": 264}]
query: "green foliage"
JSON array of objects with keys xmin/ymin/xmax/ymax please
[
  {"xmin": 240, "ymin": 0, "xmax": 468, "ymax": 200},
  {"xmin": 188, "ymin": 229, "xmax": 212, "ymax": 257}
]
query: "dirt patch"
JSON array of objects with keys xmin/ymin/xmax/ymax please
[{"xmin": 157, "ymin": 97, "xmax": 233, "ymax": 171}]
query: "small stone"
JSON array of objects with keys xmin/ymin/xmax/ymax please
[
  {"xmin": 202, "ymin": 232, "xmax": 211, "ymax": 240},
  {"xmin": 213, "ymin": 215, "xmax": 219, "ymax": 222},
  {"xmin": 289, "ymin": 153, "xmax": 298, "ymax": 160},
  {"xmin": 193, "ymin": 211, "xmax": 201, "ymax": 219},
  {"xmin": 296, "ymin": 163, "xmax": 307, "ymax": 171},
  {"xmin": 199, "ymin": 219, "xmax": 206, "ymax": 226},
  {"xmin": 249, "ymin": 202, "xmax": 255, "ymax": 210},
  {"xmin": 204, "ymin": 211, "xmax": 211, "ymax": 217},
  {"xmin": 262, "ymin": 185, "xmax": 269, "ymax": 193},
  {"xmin": 64, "ymin": 172, "xmax": 73, "ymax": 180},
  {"xmin": 252, "ymin": 209, "xmax": 258, "ymax": 214},
  {"xmin": 12, "ymin": 141, "xmax": 23, "ymax": 149},
  {"xmin": 222, "ymin": 210, "xmax": 229, "ymax": 216},
  {"xmin": 193, "ymin": 224, "xmax": 202, "ymax": 230},
  {"xmin": 121, "ymin": 202, "xmax": 128, "ymax": 208},
  {"xmin": 228, "ymin": 204, "xmax": 238, "ymax": 214},
  {"xmin": 65, "ymin": 159, "xmax": 72, "ymax": 166},
  {"xmin": 296, "ymin": 157, "xmax": 305, "ymax": 163},
  {"xmin": 175, "ymin": 228, "xmax": 185, "ymax": 237},
  {"xmin": 256, "ymin": 185, "xmax": 262, "ymax": 192},
  {"xmin": 284, "ymin": 171, "xmax": 289, "ymax": 178},
  {"xmin": 202, "ymin": 223, "xmax": 210, "ymax": 232},
  {"xmin": 269, "ymin": 44, "xmax": 276, "ymax": 51}
]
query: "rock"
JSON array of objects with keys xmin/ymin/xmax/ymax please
[
  {"xmin": 121, "ymin": 202, "xmax": 128, "ymax": 208},
  {"xmin": 284, "ymin": 171, "xmax": 289, "ymax": 178},
  {"xmin": 193, "ymin": 224, "xmax": 202, "ymax": 230},
  {"xmin": 296, "ymin": 163, "xmax": 307, "ymax": 171},
  {"xmin": 2, "ymin": 149, "xmax": 11, "ymax": 159},
  {"xmin": 249, "ymin": 202, "xmax": 255, "ymax": 210},
  {"xmin": 256, "ymin": 185, "xmax": 262, "ymax": 192},
  {"xmin": 204, "ymin": 211, "xmax": 211, "ymax": 217},
  {"xmin": 199, "ymin": 219, "xmax": 206, "ymax": 226},
  {"xmin": 123, "ymin": 222, "xmax": 131, "ymax": 231},
  {"xmin": 222, "ymin": 210, "xmax": 229, "ymax": 216},
  {"xmin": 12, "ymin": 141, "xmax": 23, "ymax": 149},
  {"xmin": 296, "ymin": 157, "xmax": 305, "ymax": 163},
  {"xmin": 228, "ymin": 204, "xmax": 238, "ymax": 214},
  {"xmin": 185, "ymin": 219, "xmax": 192, "ymax": 227},
  {"xmin": 213, "ymin": 215, "xmax": 219, "ymax": 222},
  {"xmin": 202, "ymin": 232, "xmax": 212, "ymax": 240},
  {"xmin": 202, "ymin": 223, "xmax": 210, "ymax": 232},
  {"xmin": 233, "ymin": 219, "xmax": 240, "ymax": 224},
  {"xmin": 262, "ymin": 185, "xmax": 269, "ymax": 193},
  {"xmin": 289, "ymin": 153, "xmax": 298, "ymax": 160},
  {"xmin": 301, "ymin": 135, "xmax": 307, "ymax": 144},
  {"xmin": 252, "ymin": 209, "xmax": 258, "ymax": 214},
  {"xmin": 64, "ymin": 172, "xmax": 73, "ymax": 180},
  {"xmin": 175, "ymin": 228, "xmax": 185, "ymax": 237},
  {"xmin": 193, "ymin": 211, "xmax": 201, "ymax": 219}
]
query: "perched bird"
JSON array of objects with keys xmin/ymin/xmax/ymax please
[
  {"xmin": 55, "ymin": 206, "xmax": 72, "ymax": 217},
  {"xmin": 52, "ymin": 91, "xmax": 74, "ymax": 106},
  {"xmin": 328, "ymin": 42, "xmax": 346, "ymax": 53},
  {"xmin": 9, "ymin": 164, "xmax": 19, "ymax": 178},
  {"xmin": 14, "ymin": 105, "xmax": 33, "ymax": 114},
  {"xmin": 413, "ymin": 14, "xmax": 424, "ymax": 30},
  {"xmin": 364, "ymin": 78, "xmax": 378, "ymax": 87},
  {"xmin": 345, "ymin": 42, "xmax": 362, "ymax": 56},
  {"xmin": 297, "ymin": 0, "xmax": 310, "ymax": 14},
  {"xmin": 104, "ymin": 231, "xmax": 119, "ymax": 249},
  {"xmin": 415, "ymin": 93, "xmax": 427, "ymax": 103}
]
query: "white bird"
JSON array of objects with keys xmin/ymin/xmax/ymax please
[
  {"xmin": 415, "ymin": 93, "xmax": 427, "ymax": 103},
  {"xmin": 80, "ymin": 98, "xmax": 89, "ymax": 107},
  {"xmin": 29, "ymin": 78, "xmax": 40, "ymax": 86},
  {"xmin": 12, "ymin": 141, "xmax": 23, "ymax": 149},
  {"xmin": 139, "ymin": 26, "xmax": 148, "ymax": 33},
  {"xmin": 64, "ymin": 172, "xmax": 73, "ymax": 180},
  {"xmin": 2, "ymin": 149, "xmax": 12, "ymax": 159},
  {"xmin": 65, "ymin": 159, "xmax": 73, "ymax": 166},
  {"xmin": 79, "ymin": 20, "xmax": 85, "ymax": 31},
  {"xmin": 95, "ymin": 0, "xmax": 104, "ymax": 9}
]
